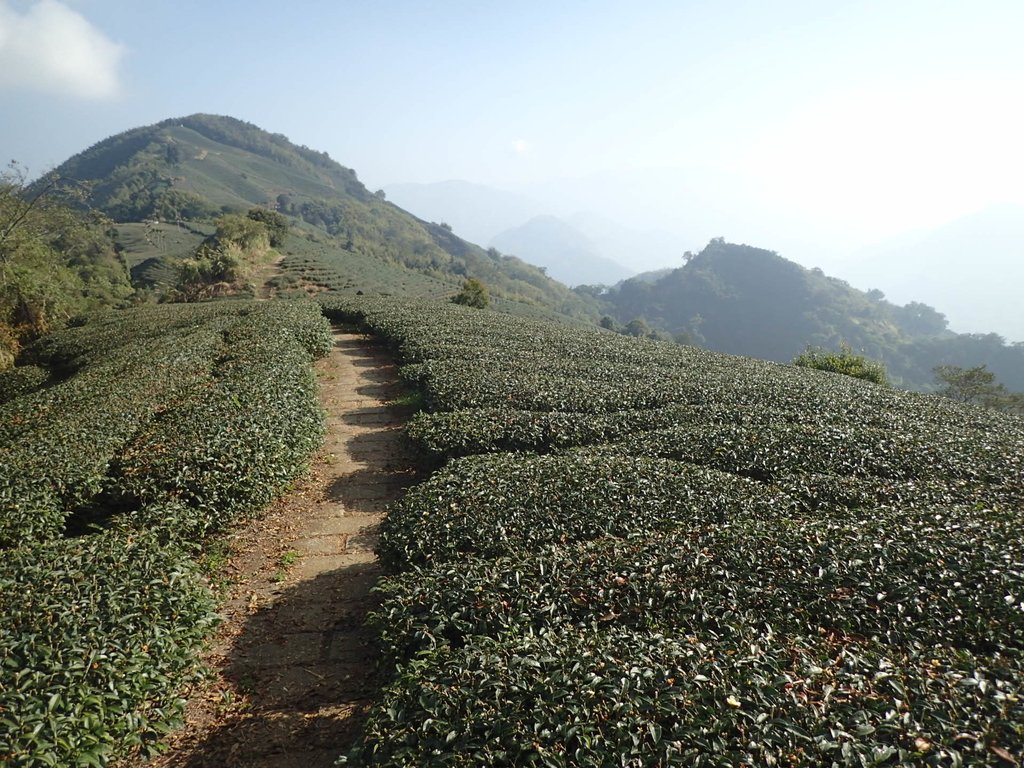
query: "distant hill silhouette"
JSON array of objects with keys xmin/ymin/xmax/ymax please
[
  {"xmin": 602, "ymin": 239, "xmax": 1024, "ymax": 391},
  {"xmin": 490, "ymin": 216, "xmax": 634, "ymax": 286},
  {"xmin": 383, "ymin": 180, "xmax": 552, "ymax": 247},
  {"xmin": 383, "ymin": 179, "xmax": 690, "ymax": 275},
  {"xmin": 840, "ymin": 203, "xmax": 1024, "ymax": 343}
]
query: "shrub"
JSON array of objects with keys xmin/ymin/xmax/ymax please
[
  {"xmin": 792, "ymin": 343, "xmax": 888, "ymax": 385},
  {"xmin": 451, "ymin": 278, "xmax": 489, "ymax": 309}
]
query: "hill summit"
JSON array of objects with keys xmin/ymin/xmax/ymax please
[
  {"xmin": 51, "ymin": 114, "xmax": 368, "ymax": 222},
  {"xmin": 45, "ymin": 114, "xmax": 599, "ymax": 320},
  {"xmin": 602, "ymin": 239, "xmax": 1024, "ymax": 391}
]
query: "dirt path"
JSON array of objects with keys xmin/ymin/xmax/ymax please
[
  {"xmin": 255, "ymin": 252, "xmax": 287, "ymax": 299},
  {"xmin": 133, "ymin": 329, "xmax": 419, "ymax": 768}
]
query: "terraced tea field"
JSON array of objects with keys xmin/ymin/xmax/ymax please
[
  {"xmin": 0, "ymin": 300, "xmax": 332, "ymax": 765},
  {"xmin": 2, "ymin": 294, "xmax": 1021, "ymax": 767},
  {"xmin": 323, "ymin": 297, "xmax": 1023, "ymax": 767}
]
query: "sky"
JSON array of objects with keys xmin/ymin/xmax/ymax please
[{"xmin": 1, "ymin": 0, "xmax": 1023, "ymax": 327}]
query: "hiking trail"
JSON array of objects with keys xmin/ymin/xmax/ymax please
[{"xmin": 131, "ymin": 327, "xmax": 419, "ymax": 768}]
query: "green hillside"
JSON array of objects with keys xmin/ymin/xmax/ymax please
[
  {"xmin": 2, "ymin": 292, "xmax": 1022, "ymax": 765},
  {"xmin": 45, "ymin": 114, "xmax": 599, "ymax": 321},
  {"xmin": 602, "ymin": 239, "xmax": 1024, "ymax": 391}
]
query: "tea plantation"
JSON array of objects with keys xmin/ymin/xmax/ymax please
[
  {"xmin": 2, "ymin": 293, "xmax": 1021, "ymax": 766},
  {"xmin": 322, "ymin": 297, "xmax": 1024, "ymax": 767},
  {"xmin": 0, "ymin": 300, "xmax": 332, "ymax": 766}
]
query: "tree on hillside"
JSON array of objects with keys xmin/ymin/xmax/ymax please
[
  {"xmin": 151, "ymin": 189, "xmax": 216, "ymax": 223},
  {"xmin": 625, "ymin": 318, "xmax": 652, "ymax": 338},
  {"xmin": 932, "ymin": 364, "xmax": 1022, "ymax": 412},
  {"xmin": 215, "ymin": 213, "xmax": 269, "ymax": 252},
  {"xmin": 452, "ymin": 278, "xmax": 489, "ymax": 309},
  {"xmin": 893, "ymin": 301, "xmax": 949, "ymax": 337},
  {"xmin": 247, "ymin": 208, "xmax": 289, "ymax": 247},
  {"xmin": 0, "ymin": 164, "xmax": 131, "ymax": 365},
  {"xmin": 574, "ymin": 284, "xmax": 608, "ymax": 299}
]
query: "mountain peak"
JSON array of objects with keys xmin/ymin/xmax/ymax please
[{"xmin": 47, "ymin": 113, "xmax": 369, "ymax": 221}]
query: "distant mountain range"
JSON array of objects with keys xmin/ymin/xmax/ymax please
[
  {"xmin": 381, "ymin": 180, "xmax": 551, "ymax": 247},
  {"xmin": 489, "ymin": 216, "xmax": 634, "ymax": 286},
  {"xmin": 383, "ymin": 179, "xmax": 690, "ymax": 283}
]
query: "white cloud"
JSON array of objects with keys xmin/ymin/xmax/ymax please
[{"xmin": 0, "ymin": 0, "xmax": 123, "ymax": 99}]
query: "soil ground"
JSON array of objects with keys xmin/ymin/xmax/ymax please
[{"xmin": 128, "ymin": 328, "xmax": 421, "ymax": 767}]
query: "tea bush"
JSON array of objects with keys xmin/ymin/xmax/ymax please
[
  {"xmin": 379, "ymin": 451, "xmax": 790, "ymax": 569},
  {"xmin": 0, "ymin": 365, "xmax": 48, "ymax": 404},
  {"xmin": 0, "ymin": 300, "xmax": 331, "ymax": 547},
  {"xmin": 793, "ymin": 344, "xmax": 889, "ymax": 386},
  {"xmin": 110, "ymin": 304, "xmax": 329, "ymax": 537},
  {"xmin": 325, "ymin": 297, "xmax": 1024, "ymax": 767},
  {"xmin": 375, "ymin": 506, "xmax": 1023, "ymax": 660},
  {"xmin": 405, "ymin": 404, "xmax": 703, "ymax": 459},
  {"xmin": 0, "ymin": 299, "xmax": 332, "ymax": 764},
  {"xmin": 0, "ymin": 328, "xmax": 224, "ymax": 546},
  {"xmin": 351, "ymin": 626, "xmax": 1021, "ymax": 767},
  {"xmin": 0, "ymin": 529, "xmax": 217, "ymax": 766}
]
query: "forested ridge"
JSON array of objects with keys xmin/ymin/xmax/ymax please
[{"xmin": 596, "ymin": 238, "xmax": 1024, "ymax": 393}]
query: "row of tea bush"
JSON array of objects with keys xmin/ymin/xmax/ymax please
[
  {"xmin": 323, "ymin": 296, "xmax": 1023, "ymax": 767},
  {"xmin": 0, "ymin": 300, "xmax": 332, "ymax": 766}
]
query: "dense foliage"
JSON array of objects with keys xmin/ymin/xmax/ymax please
[
  {"xmin": 0, "ymin": 165, "xmax": 133, "ymax": 366},
  {"xmin": 323, "ymin": 296, "xmax": 1024, "ymax": 767},
  {"xmin": 0, "ymin": 530, "xmax": 216, "ymax": 766},
  {"xmin": 933, "ymin": 364, "xmax": 1024, "ymax": 414},
  {"xmin": 0, "ymin": 300, "xmax": 331, "ymax": 765},
  {"xmin": 168, "ymin": 209, "xmax": 282, "ymax": 301},
  {"xmin": 451, "ymin": 277, "xmax": 490, "ymax": 309}
]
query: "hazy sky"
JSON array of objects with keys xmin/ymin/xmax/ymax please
[{"xmin": 2, "ymin": 0, "xmax": 1022, "ymax": 261}]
